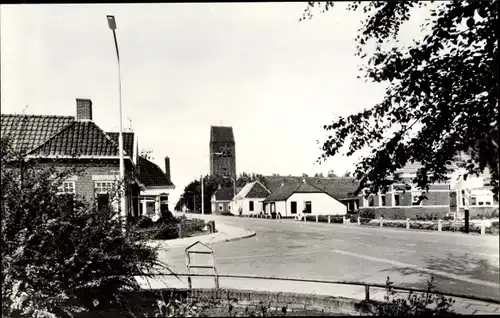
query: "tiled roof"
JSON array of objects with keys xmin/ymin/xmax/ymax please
[
  {"xmin": 107, "ymin": 132, "xmax": 135, "ymax": 158},
  {"xmin": 137, "ymin": 157, "xmax": 174, "ymax": 188},
  {"xmin": 1, "ymin": 114, "xmax": 74, "ymax": 152},
  {"xmin": 29, "ymin": 121, "xmax": 128, "ymax": 157},
  {"xmin": 263, "ymin": 182, "xmax": 300, "ymax": 202},
  {"xmin": 210, "ymin": 126, "xmax": 234, "ymax": 143},
  {"xmin": 264, "ymin": 176, "xmax": 359, "ymax": 200},
  {"xmin": 263, "ymin": 176, "xmax": 360, "ymax": 201},
  {"xmin": 214, "ymin": 187, "xmax": 236, "ymax": 201},
  {"xmin": 235, "ymin": 181, "xmax": 271, "ymax": 200}
]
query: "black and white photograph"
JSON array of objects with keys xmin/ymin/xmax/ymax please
[{"xmin": 1, "ymin": 1, "xmax": 499, "ymax": 316}]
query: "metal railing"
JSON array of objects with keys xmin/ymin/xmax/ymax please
[{"xmin": 137, "ymin": 272, "xmax": 500, "ymax": 305}]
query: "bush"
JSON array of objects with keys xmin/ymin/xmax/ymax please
[
  {"xmin": 183, "ymin": 218, "xmax": 206, "ymax": 234},
  {"xmin": 360, "ymin": 209, "xmax": 376, "ymax": 219},
  {"xmin": 376, "ymin": 276, "xmax": 455, "ymax": 316},
  {"xmin": 381, "ymin": 222, "xmax": 407, "ymax": 229},
  {"xmin": 137, "ymin": 216, "xmax": 154, "ymax": 228},
  {"xmin": 359, "ymin": 217, "xmax": 372, "ymax": 224},
  {"xmin": 220, "ymin": 212, "xmax": 234, "ymax": 216},
  {"xmin": 153, "ymin": 224, "xmax": 179, "ymax": 240}
]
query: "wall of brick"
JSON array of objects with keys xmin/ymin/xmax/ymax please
[{"xmin": 359, "ymin": 206, "xmax": 450, "ymax": 219}]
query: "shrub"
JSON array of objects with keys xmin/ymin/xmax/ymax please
[
  {"xmin": 183, "ymin": 218, "xmax": 206, "ymax": 234},
  {"xmin": 376, "ymin": 276, "xmax": 455, "ymax": 315},
  {"xmin": 360, "ymin": 209, "xmax": 376, "ymax": 219},
  {"xmin": 137, "ymin": 216, "xmax": 154, "ymax": 228},
  {"xmin": 359, "ymin": 217, "xmax": 372, "ymax": 224},
  {"xmin": 382, "ymin": 222, "xmax": 406, "ymax": 229},
  {"xmin": 220, "ymin": 212, "xmax": 234, "ymax": 216},
  {"xmin": 153, "ymin": 224, "xmax": 179, "ymax": 240}
]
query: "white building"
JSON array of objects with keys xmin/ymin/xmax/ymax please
[
  {"xmin": 232, "ymin": 181, "xmax": 271, "ymax": 215},
  {"xmin": 262, "ymin": 179, "xmax": 348, "ymax": 218}
]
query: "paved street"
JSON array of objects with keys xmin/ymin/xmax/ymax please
[{"xmin": 156, "ymin": 215, "xmax": 500, "ymax": 302}]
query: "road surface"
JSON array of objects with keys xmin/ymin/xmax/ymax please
[{"xmin": 156, "ymin": 216, "xmax": 500, "ymax": 301}]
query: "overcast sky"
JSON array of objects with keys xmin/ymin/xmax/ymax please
[{"xmin": 1, "ymin": 3, "xmax": 429, "ymax": 204}]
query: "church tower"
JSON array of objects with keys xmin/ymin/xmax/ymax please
[{"xmin": 209, "ymin": 126, "xmax": 236, "ymax": 179}]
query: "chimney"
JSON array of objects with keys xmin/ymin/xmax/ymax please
[
  {"xmin": 76, "ymin": 98, "xmax": 93, "ymax": 120},
  {"xmin": 164, "ymin": 156, "xmax": 171, "ymax": 182},
  {"xmin": 218, "ymin": 184, "xmax": 222, "ymax": 190}
]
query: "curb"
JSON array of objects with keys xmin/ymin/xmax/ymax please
[{"xmin": 223, "ymin": 230, "xmax": 256, "ymax": 243}]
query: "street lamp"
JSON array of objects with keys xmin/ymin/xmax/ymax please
[{"xmin": 106, "ymin": 15, "xmax": 126, "ymax": 229}]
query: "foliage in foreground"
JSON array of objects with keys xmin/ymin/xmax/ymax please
[
  {"xmin": 303, "ymin": 1, "xmax": 499, "ymax": 201},
  {"xmin": 377, "ymin": 276, "xmax": 455, "ymax": 316},
  {"xmin": 1, "ymin": 138, "xmax": 164, "ymax": 318}
]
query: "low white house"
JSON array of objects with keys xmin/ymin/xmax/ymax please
[
  {"xmin": 232, "ymin": 181, "xmax": 271, "ymax": 215},
  {"xmin": 262, "ymin": 179, "xmax": 347, "ymax": 218}
]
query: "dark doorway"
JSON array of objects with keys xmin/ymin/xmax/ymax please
[
  {"xmin": 291, "ymin": 201, "xmax": 297, "ymax": 214},
  {"xmin": 305, "ymin": 201, "xmax": 312, "ymax": 213}
]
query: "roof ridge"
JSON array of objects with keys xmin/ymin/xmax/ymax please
[{"xmin": 27, "ymin": 121, "xmax": 77, "ymax": 155}]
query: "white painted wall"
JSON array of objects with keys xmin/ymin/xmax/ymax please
[
  {"xmin": 234, "ymin": 198, "xmax": 266, "ymax": 215},
  {"xmin": 285, "ymin": 193, "xmax": 347, "ymax": 217}
]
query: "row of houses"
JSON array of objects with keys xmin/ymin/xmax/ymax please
[
  {"xmin": 1, "ymin": 98, "xmax": 175, "ymax": 221},
  {"xmin": 210, "ymin": 165, "xmax": 498, "ymax": 219}
]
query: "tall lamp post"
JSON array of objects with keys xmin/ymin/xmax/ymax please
[{"xmin": 106, "ymin": 15, "xmax": 126, "ymax": 229}]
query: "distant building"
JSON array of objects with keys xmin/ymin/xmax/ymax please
[
  {"xmin": 209, "ymin": 126, "xmax": 236, "ymax": 179},
  {"xmin": 211, "ymin": 185, "xmax": 242, "ymax": 214},
  {"xmin": 233, "ymin": 181, "xmax": 271, "ymax": 215}
]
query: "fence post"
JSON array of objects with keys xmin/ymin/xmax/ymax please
[
  {"xmin": 380, "ymin": 217, "xmax": 384, "ymax": 228},
  {"xmin": 481, "ymin": 222, "xmax": 486, "ymax": 235},
  {"xmin": 303, "ymin": 215, "xmax": 306, "ymax": 222},
  {"xmin": 316, "ymin": 215, "xmax": 319, "ymax": 223},
  {"xmin": 438, "ymin": 219, "xmax": 442, "ymax": 232},
  {"xmin": 342, "ymin": 216, "xmax": 346, "ymax": 224},
  {"xmin": 357, "ymin": 216, "xmax": 360, "ymax": 226},
  {"xmin": 406, "ymin": 218, "xmax": 410, "ymax": 230},
  {"xmin": 328, "ymin": 215, "xmax": 331, "ymax": 224},
  {"xmin": 365, "ymin": 285, "xmax": 370, "ymax": 301}
]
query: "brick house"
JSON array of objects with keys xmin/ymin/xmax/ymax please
[
  {"xmin": 1, "ymin": 98, "xmax": 175, "ymax": 219},
  {"xmin": 357, "ymin": 163, "xmax": 498, "ymax": 219}
]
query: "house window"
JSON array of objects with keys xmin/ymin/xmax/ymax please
[
  {"xmin": 394, "ymin": 194, "xmax": 400, "ymax": 206},
  {"xmin": 304, "ymin": 201, "xmax": 312, "ymax": 213},
  {"xmin": 412, "ymin": 193, "xmax": 422, "ymax": 206},
  {"xmin": 486, "ymin": 201, "xmax": 491, "ymax": 206},
  {"xmin": 291, "ymin": 201, "xmax": 297, "ymax": 214},
  {"xmin": 470, "ymin": 195, "xmax": 477, "ymax": 206},
  {"xmin": 57, "ymin": 181, "xmax": 75, "ymax": 194},
  {"xmin": 249, "ymin": 201, "xmax": 254, "ymax": 212},
  {"xmin": 380, "ymin": 195, "xmax": 386, "ymax": 207},
  {"xmin": 228, "ymin": 205, "xmax": 231, "ymax": 210},
  {"xmin": 368, "ymin": 195, "xmax": 375, "ymax": 207},
  {"xmin": 478, "ymin": 201, "xmax": 484, "ymax": 206},
  {"xmin": 95, "ymin": 181, "xmax": 115, "ymax": 194},
  {"xmin": 218, "ymin": 204, "xmax": 223, "ymax": 211}
]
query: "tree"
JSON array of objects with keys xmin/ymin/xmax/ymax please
[
  {"xmin": 343, "ymin": 171, "xmax": 352, "ymax": 178},
  {"xmin": 302, "ymin": 1, "xmax": 499, "ymax": 199},
  {"xmin": 313, "ymin": 172, "xmax": 325, "ymax": 178},
  {"xmin": 327, "ymin": 170, "xmax": 338, "ymax": 178},
  {"xmin": 1, "ymin": 137, "xmax": 162, "ymax": 317}
]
